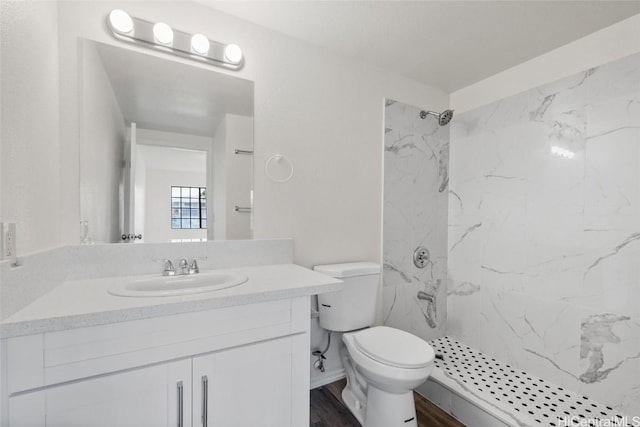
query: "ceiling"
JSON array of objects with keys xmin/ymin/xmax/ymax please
[
  {"xmin": 200, "ymin": 0, "xmax": 640, "ymax": 92},
  {"xmin": 137, "ymin": 144, "xmax": 207, "ymax": 173},
  {"xmin": 94, "ymin": 41, "xmax": 253, "ymax": 137}
]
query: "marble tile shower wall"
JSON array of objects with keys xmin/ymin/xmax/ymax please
[
  {"xmin": 447, "ymin": 53, "xmax": 640, "ymax": 416},
  {"xmin": 383, "ymin": 100, "xmax": 449, "ymax": 342}
]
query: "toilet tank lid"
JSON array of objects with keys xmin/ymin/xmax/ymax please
[{"xmin": 314, "ymin": 262, "xmax": 380, "ymax": 278}]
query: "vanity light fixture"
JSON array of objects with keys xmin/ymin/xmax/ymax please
[
  {"xmin": 108, "ymin": 9, "xmax": 133, "ymax": 34},
  {"xmin": 106, "ymin": 10, "xmax": 244, "ymax": 70},
  {"xmin": 153, "ymin": 22, "xmax": 174, "ymax": 45},
  {"xmin": 191, "ymin": 33, "xmax": 210, "ymax": 55},
  {"xmin": 224, "ymin": 43, "xmax": 243, "ymax": 64}
]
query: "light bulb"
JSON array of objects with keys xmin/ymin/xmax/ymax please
[
  {"xmin": 551, "ymin": 145, "xmax": 575, "ymax": 159},
  {"xmin": 191, "ymin": 34, "xmax": 210, "ymax": 55},
  {"xmin": 109, "ymin": 9, "xmax": 133, "ymax": 34},
  {"xmin": 224, "ymin": 43, "xmax": 243, "ymax": 64},
  {"xmin": 153, "ymin": 22, "xmax": 174, "ymax": 44}
]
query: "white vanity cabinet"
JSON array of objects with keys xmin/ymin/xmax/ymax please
[
  {"xmin": 2, "ymin": 297, "xmax": 311, "ymax": 427},
  {"xmin": 193, "ymin": 335, "xmax": 304, "ymax": 427},
  {"xmin": 9, "ymin": 359, "xmax": 192, "ymax": 427}
]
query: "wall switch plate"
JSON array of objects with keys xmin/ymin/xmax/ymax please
[{"xmin": 1, "ymin": 222, "xmax": 17, "ymax": 263}]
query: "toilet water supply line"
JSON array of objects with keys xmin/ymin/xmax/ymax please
[
  {"xmin": 311, "ymin": 331, "xmax": 368, "ymax": 405},
  {"xmin": 312, "ymin": 331, "xmax": 331, "ymax": 372}
]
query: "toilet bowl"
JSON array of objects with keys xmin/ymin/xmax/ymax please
[
  {"xmin": 341, "ymin": 326, "xmax": 434, "ymax": 427},
  {"xmin": 314, "ymin": 262, "xmax": 436, "ymax": 427}
]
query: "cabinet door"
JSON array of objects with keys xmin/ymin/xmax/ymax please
[
  {"xmin": 193, "ymin": 336, "xmax": 294, "ymax": 427},
  {"xmin": 9, "ymin": 359, "xmax": 191, "ymax": 427}
]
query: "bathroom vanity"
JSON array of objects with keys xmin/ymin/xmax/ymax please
[{"xmin": 1, "ymin": 262, "xmax": 342, "ymax": 427}]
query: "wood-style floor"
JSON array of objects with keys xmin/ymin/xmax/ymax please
[{"xmin": 310, "ymin": 379, "xmax": 466, "ymax": 427}]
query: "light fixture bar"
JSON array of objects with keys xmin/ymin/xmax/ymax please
[{"xmin": 106, "ymin": 10, "xmax": 243, "ymax": 70}]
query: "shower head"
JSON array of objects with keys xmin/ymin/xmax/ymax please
[
  {"xmin": 439, "ymin": 109, "xmax": 454, "ymax": 125},
  {"xmin": 419, "ymin": 109, "xmax": 454, "ymax": 126}
]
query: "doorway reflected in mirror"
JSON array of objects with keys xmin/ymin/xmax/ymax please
[{"xmin": 79, "ymin": 40, "xmax": 254, "ymax": 244}]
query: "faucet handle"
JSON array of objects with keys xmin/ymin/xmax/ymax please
[
  {"xmin": 176, "ymin": 258, "xmax": 190, "ymax": 275},
  {"xmin": 162, "ymin": 259, "xmax": 175, "ymax": 276},
  {"xmin": 189, "ymin": 259, "xmax": 200, "ymax": 274}
]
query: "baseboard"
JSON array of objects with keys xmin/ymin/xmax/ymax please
[{"xmin": 310, "ymin": 368, "xmax": 345, "ymax": 389}]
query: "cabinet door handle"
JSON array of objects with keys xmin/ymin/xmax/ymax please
[
  {"xmin": 177, "ymin": 380, "xmax": 184, "ymax": 427},
  {"xmin": 202, "ymin": 375, "xmax": 209, "ymax": 427}
]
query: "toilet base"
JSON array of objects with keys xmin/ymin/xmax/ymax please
[
  {"xmin": 364, "ymin": 386, "xmax": 417, "ymax": 427},
  {"xmin": 342, "ymin": 380, "xmax": 418, "ymax": 427},
  {"xmin": 342, "ymin": 383, "xmax": 366, "ymax": 425},
  {"xmin": 339, "ymin": 329, "xmax": 431, "ymax": 427}
]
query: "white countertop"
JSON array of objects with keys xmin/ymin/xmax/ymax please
[{"xmin": 0, "ymin": 264, "xmax": 342, "ymax": 338}]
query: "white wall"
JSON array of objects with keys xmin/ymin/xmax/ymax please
[
  {"xmin": 451, "ymin": 13, "xmax": 640, "ymax": 113},
  {"xmin": 133, "ymin": 147, "xmax": 146, "ymax": 241},
  {"xmin": 224, "ymin": 114, "xmax": 252, "ymax": 240},
  {"xmin": 210, "ymin": 114, "xmax": 252, "ymax": 240},
  {"xmin": 52, "ymin": 1, "xmax": 448, "ymax": 267},
  {"xmin": 79, "ymin": 40, "xmax": 126, "ymax": 244},
  {"xmin": 211, "ymin": 118, "xmax": 227, "ymax": 240},
  {"xmin": 1, "ymin": 0, "xmax": 60, "ymax": 254}
]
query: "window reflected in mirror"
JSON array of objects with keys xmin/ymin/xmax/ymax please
[{"xmin": 79, "ymin": 40, "xmax": 254, "ymax": 244}]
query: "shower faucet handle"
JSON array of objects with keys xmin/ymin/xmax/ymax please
[{"xmin": 413, "ymin": 246, "xmax": 430, "ymax": 268}]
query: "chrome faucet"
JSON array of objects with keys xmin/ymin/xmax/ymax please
[
  {"xmin": 177, "ymin": 259, "xmax": 189, "ymax": 275},
  {"xmin": 162, "ymin": 259, "xmax": 176, "ymax": 276},
  {"xmin": 188, "ymin": 259, "xmax": 199, "ymax": 274},
  {"xmin": 160, "ymin": 258, "xmax": 201, "ymax": 276}
]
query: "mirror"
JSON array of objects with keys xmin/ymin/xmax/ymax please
[{"xmin": 79, "ymin": 40, "xmax": 254, "ymax": 244}]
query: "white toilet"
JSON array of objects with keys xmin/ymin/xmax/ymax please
[{"xmin": 314, "ymin": 262, "xmax": 435, "ymax": 427}]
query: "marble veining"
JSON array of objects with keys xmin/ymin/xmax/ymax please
[
  {"xmin": 579, "ymin": 314, "xmax": 638, "ymax": 384},
  {"xmin": 447, "ymin": 281, "xmax": 481, "ymax": 297},
  {"xmin": 447, "ymin": 52, "xmax": 640, "ymax": 416},
  {"xmin": 449, "ymin": 222, "xmax": 481, "ymax": 252},
  {"xmin": 383, "ymin": 261, "xmax": 412, "ymax": 283},
  {"xmin": 383, "ymin": 99, "xmax": 449, "ymax": 341},
  {"xmin": 438, "ymin": 143, "xmax": 450, "ymax": 192},
  {"xmin": 584, "ymin": 232, "xmax": 640, "ymax": 276}
]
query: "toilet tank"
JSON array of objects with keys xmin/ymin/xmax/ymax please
[{"xmin": 314, "ymin": 262, "xmax": 381, "ymax": 332}]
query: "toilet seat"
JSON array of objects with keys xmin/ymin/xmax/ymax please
[{"xmin": 352, "ymin": 326, "xmax": 435, "ymax": 369}]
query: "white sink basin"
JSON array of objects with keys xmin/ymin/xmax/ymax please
[{"xmin": 108, "ymin": 271, "xmax": 248, "ymax": 297}]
